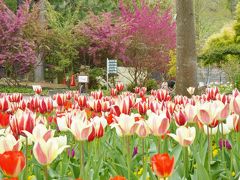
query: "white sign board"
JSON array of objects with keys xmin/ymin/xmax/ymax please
[
  {"xmin": 107, "ymin": 59, "xmax": 117, "ymax": 74},
  {"xmin": 78, "ymin": 76, "xmax": 89, "ymax": 83}
]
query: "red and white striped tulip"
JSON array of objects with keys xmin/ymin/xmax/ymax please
[
  {"xmin": 54, "ymin": 93, "xmax": 66, "ymax": 107},
  {"xmin": 110, "ymin": 88, "xmax": 118, "ymax": 97},
  {"xmin": 206, "ymin": 87, "xmax": 219, "ymax": 100},
  {"xmin": 156, "ymin": 89, "xmax": 170, "ymax": 102},
  {"xmin": 174, "ymin": 110, "xmax": 188, "ymax": 126},
  {"xmin": 76, "ymin": 95, "xmax": 87, "ymax": 108},
  {"xmin": 91, "ymin": 116, "xmax": 107, "ymax": 138},
  {"xmin": 39, "ymin": 98, "xmax": 53, "ymax": 114},
  {"xmin": 169, "ymin": 126, "xmax": 196, "ymax": 147},
  {"xmin": 0, "ymin": 97, "xmax": 10, "ymax": 112},
  {"xmin": 8, "ymin": 93, "xmax": 22, "ymax": 103},
  {"xmin": 91, "ymin": 90, "xmax": 103, "ymax": 100},
  {"xmin": 136, "ymin": 101, "xmax": 147, "ymax": 115},
  {"xmin": 116, "ymin": 82, "xmax": 124, "ymax": 92},
  {"xmin": 9, "ymin": 109, "xmax": 37, "ymax": 138},
  {"xmin": 32, "ymin": 85, "xmax": 42, "ymax": 95}
]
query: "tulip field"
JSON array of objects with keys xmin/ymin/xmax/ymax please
[{"xmin": 0, "ymin": 84, "xmax": 240, "ymax": 180}]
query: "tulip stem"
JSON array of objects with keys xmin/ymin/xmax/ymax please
[
  {"xmin": 24, "ymin": 137, "xmax": 28, "ymax": 180},
  {"xmin": 183, "ymin": 147, "xmax": 189, "ymax": 179},
  {"xmin": 43, "ymin": 165, "xmax": 48, "ymax": 180},
  {"xmin": 126, "ymin": 136, "xmax": 131, "ymax": 180},
  {"xmin": 158, "ymin": 137, "xmax": 161, "ymax": 153},
  {"xmin": 220, "ymin": 122, "xmax": 225, "ymax": 166},
  {"xmin": 142, "ymin": 138, "xmax": 147, "ymax": 180},
  {"xmin": 79, "ymin": 141, "xmax": 85, "ymax": 179},
  {"xmin": 207, "ymin": 126, "xmax": 212, "ymax": 174}
]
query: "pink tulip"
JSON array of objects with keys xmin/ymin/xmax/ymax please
[
  {"xmin": 233, "ymin": 114, "xmax": 240, "ymax": 132},
  {"xmin": 23, "ymin": 123, "xmax": 55, "ymax": 143},
  {"xmin": 232, "ymin": 88, "xmax": 239, "ymax": 97},
  {"xmin": 230, "ymin": 95, "xmax": 240, "ymax": 114},
  {"xmin": 184, "ymin": 104, "xmax": 198, "ymax": 123},
  {"xmin": 134, "ymin": 120, "xmax": 150, "ymax": 137},
  {"xmin": 69, "ymin": 116, "xmax": 92, "ymax": 141},
  {"xmin": 134, "ymin": 87, "xmax": 140, "ymax": 94},
  {"xmin": 33, "ymin": 136, "xmax": 69, "ymax": 165},
  {"xmin": 197, "ymin": 102, "xmax": 220, "ymax": 125},
  {"xmin": 169, "ymin": 126, "xmax": 196, "ymax": 147},
  {"xmin": 146, "ymin": 112, "xmax": 170, "ymax": 136}
]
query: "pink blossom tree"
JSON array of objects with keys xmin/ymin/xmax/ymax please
[
  {"xmin": 119, "ymin": 0, "xmax": 176, "ymax": 84},
  {"xmin": 0, "ymin": 0, "xmax": 36, "ymax": 83}
]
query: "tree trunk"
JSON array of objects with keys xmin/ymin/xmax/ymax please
[
  {"xmin": 176, "ymin": 0, "xmax": 198, "ymax": 96},
  {"xmin": 34, "ymin": 0, "xmax": 45, "ymax": 82}
]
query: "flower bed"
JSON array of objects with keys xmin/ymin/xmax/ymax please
[{"xmin": 0, "ymin": 84, "xmax": 239, "ymax": 180}]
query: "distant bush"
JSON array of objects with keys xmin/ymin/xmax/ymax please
[{"xmin": 144, "ymin": 79, "xmax": 158, "ymax": 91}]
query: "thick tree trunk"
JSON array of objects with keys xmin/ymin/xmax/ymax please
[
  {"xmin": 34, "ymin": 0, "xmax": 44, "ymax": 82},
  {"xmin": 176, "ymin": 0, "xmax": 198, "ymax": 96}
]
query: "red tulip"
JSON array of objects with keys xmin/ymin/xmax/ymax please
[
  {"xmin": 109, "ymin": 176, "xmax": 126, "ymax": 180},
  {"xmin": 0, "ymin": 112, "xmax": 10, "ymax": 128},
  {"xmin": 232, "ymin": 88, "xmax": 239, "ymax": 97},
  {"xmin": 0, "ymin": 151, "xmax": 26, "ymax": 178},
  {"xmin": 151, "ymin": 153, "xmax": 174, "ymax": 178}
]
